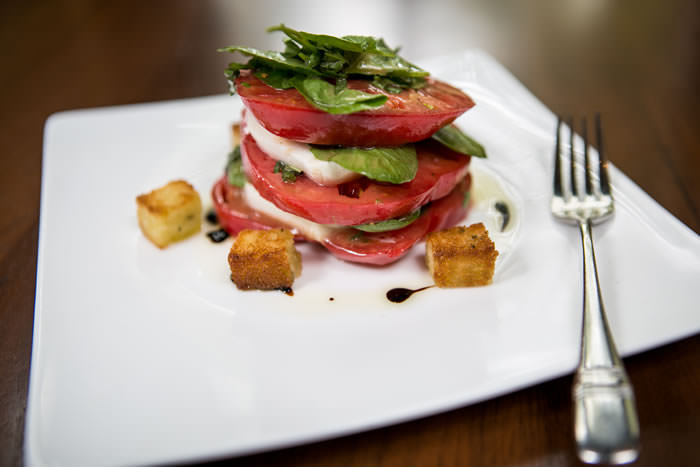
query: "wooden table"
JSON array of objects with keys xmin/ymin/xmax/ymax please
[{"xmin": 2, "ymin": 1, "xmax": 698, "ymax": 465}]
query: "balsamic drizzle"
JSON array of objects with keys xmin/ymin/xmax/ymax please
[
  {"xmin": 205, "ymin": 209, "xmax": 219, "ymax": 225},
  {"xmin": 206, "ymin": 228, "xmax": 230, "ymax": 243},
  {"xmin": 386, "ymin": 286, "xmax": 433, "ymax": 303},
  {"xmin": 337, "ymin": 177, "xmax": 370, "ymax": 198},
  {"xmin": 494, "ymin": 201, "xmax": 510, "ymax": 232}
]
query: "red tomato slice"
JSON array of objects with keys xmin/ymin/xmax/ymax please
[
  {"xmin": 241, "ymin": 133, "xmax": 471, "ymax": 225},
  {"xmin": 211, "ymin": 176, "xmax": 303, "ymax": 240},
  {"xmin": 235, "ymin": 71, "xmax": 475, "ymax": 146},
  {"xmin": 211, "ymin": 176, "xmax": 471, "ymax": 265},
  {"xmin": 323, "ymin": 178, "xmax": 471, "ymax": 265}
]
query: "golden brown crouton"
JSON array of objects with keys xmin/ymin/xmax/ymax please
[
  {"xmin": 231, "ymin": 123, "xmax": 241, "ymax": 147},
  {"xmin": 425, "ymin": 223, "xmax": 498, "ymax": 287},
  {"xmin": 228, "ymin": 229, "xmax": 302, "ymax": 290},
  {"xmin": 136, "ymin": 180, "xmax": 202, "ymax": 248}
]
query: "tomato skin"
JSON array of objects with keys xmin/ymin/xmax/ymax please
[
  {"xmin": 235, "ymin": 72, "xmax": 475, "ymax": 146},
  {"xmin": 211, "ymin": 176, "xmax": 471, "ymax": 265},
  {"xmin": 211, "ymin": 176, "xmax": 303, "ymax": 239},
  {"xmin": 322, "ymin": 178, "xmax": 471, "ymax": 265},
  {"xmin": 240, "ymin": 133, "xmax": 471, "ymax": 226}
]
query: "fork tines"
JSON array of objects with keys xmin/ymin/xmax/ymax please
[{"xmin": 553, "ymin": 113, "xmax": 612, "ymax": 200}]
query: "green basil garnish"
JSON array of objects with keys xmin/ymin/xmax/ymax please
[
  {"xmin": 344, "ymin": 51, "xmax": 427, "ymax": 79},
  {"xmin": 310, "ymin": 145, "xmax": 417, "ymax": 184},
  {"xmin": 268, "ymin": 24, "xmax": 368, "ymax": 54},
  {"xmin": 219, "ymin": 24, "xmax": 429, "ymax": 114},
  {"xmin": 254, "ymin": 68, "xmax": 297, "ymax": 90},
  {"xmin": 273, "ymin": 160, "xmax": 303, "ymax": 183},
  {"xmin": 432, "ymin": 124, "xmax": 487, "ymax": 158},
  {"xmin": 226, "ymin": 145, "xmax": 246, "ymax": 187},
  {"xmin": 462, "ymin": 190, "xmax": 471, "ymax": 208},
  {"xmin": 220, "ymin": 46, "xmax": 318, "ymax": 76},
  {"xmin": 293, "ymin": 76, "xmax": 387, "ymax": 114},
  {"xmin": 352, "ymin": 209, "xmax": 421, "ymax": 232}
]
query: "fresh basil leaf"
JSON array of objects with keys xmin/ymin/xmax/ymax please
[
  {"xmin": 305, "ymin": 51, "xmax": 320, "ymax": 68},
  {"xmin": 267, "ymin": 24, "xmax": 318, "ymax": 52},
  {"xmin": 462, "ymin": 190, "xmax": 471, "ymax": 208},
  {"xmin": 310, "ymin": 144, "xmax": 417, "ymax": 184},
  {"xmin": 372, "ymin": 75, "xmax": 404, "ymax": 94},
  {"xmin": 346, "ymin": 52, "xmax": 428, "ymax": 78},
  {"xmin": 223, "ymin": 62, "xmax": 252, "ymax": 80},
  {"xmin": 371, "ymin": 75, "xmax": 427, "ymax": 94},
  {"xmin": 254, "ymin": 67, "xmax": 296, "ymax": 89},
  {"xmin": 391, "ymin": 75, "xmax": 428, "ymax": 90},
  {"xmin": 293, "ymin": 76, "xmax": 387, "ymax": 114},
  {"xmin": 319, "ymin": 50, "xmax": 348, "ymax": 74},
  {"xmin": 282, "ymin": 38, "xmax": 302, "ymax": 57},
  {"xmin": 273, "ymin": 160, "xmax": 302, "ymax": 183},
  {"xmin": 334, "ymin": 77, "xmax": 347, "ymax": 93},
  {"xmin": 352, "ymin": 208, "xmax": 421, "ymax": 232},
  {"xmin": 349, "ymin": 231, "xmax": 366, "ymax": 242},
  {"xmin": 432, "ymin": 125, "xmax": 487, "ymax": 158},
  {"xmin": 226, "ymin": 146, "xmax": 246, "ymax": 187},
  {"xmin": 341, "ymin": 35, "xmax": 379, "ymax": 52},
  {"xmin": 376, "ymin": 38, "xmax": 400, "ymax": 54},
  {"xmin": 218, "ymin": 46, "xmax": 317, "ymax": 75},
  {"xmin": 268, "ymin": 24, "xmax": 367, "ymax": 53},
  {"xmin": 219, "ymin": 26, "xmax": 434, "ymax": 113}
]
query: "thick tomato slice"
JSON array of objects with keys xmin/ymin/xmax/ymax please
[
  {"xmin": 241, "ymin": 133, "xmax": 471, "ymax": 225},
  {"xmin": 323, "ymin": 178, "xmax": 471, "ymax": 265},
  {"xmin": 211, "ymin": 176, "xmax": 471, "ymax": 265},
  {"xmin": 235, "ymin": 71, "xmax": 475, "ymax": 146},
  {"xmin": 212, "ymin": 176, "xmax": 303, "ymax": 240}
]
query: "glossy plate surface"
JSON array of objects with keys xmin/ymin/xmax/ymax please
[{"xmin": 26, "ymin": 50, "xmax": 700, "ymax": 467}]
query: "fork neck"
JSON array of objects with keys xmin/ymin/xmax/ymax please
[{"xmin": 578, "ymin": 219, "xmax": 623, "ymax": 370}]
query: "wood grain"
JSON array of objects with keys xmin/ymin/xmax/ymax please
[{"xmin": 1, "ymin": 1, "xmax": 698, "ymax": 466}]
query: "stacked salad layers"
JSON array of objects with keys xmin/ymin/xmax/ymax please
[{"xmin": 212, "ymin": 25, "xmax": 486, "ymax": 265}]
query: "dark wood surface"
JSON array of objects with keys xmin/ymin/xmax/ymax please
[{"xmin": 1, "ymin": 1, "xmax": 698, "ymax": 466}]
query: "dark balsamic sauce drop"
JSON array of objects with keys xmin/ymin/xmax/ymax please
[
  {"xmin": 205, "ymin": 209, "xmax": 219, "ymax": 225},
  {"xmin": 494, "ymin": 201, "xmax": 510, "ymax": 231},
  {"xmin": 337, "ymin": 177, "xmax": 370, "ymax": 198},
  {"xmin": 386, "ymin": 286, "xmax": 433, "ymax": 303},
  {"xmin": 278, "ymin": 287, "xmax": 294, "ymax": 296},
  {"xmin": 207, "ymin": 228, "xmax": 229, "ymax": 243}
]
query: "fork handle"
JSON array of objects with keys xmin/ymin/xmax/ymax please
[{"xmin": 573, "ymin": 219, "xmax": 640, "ymax": 464}]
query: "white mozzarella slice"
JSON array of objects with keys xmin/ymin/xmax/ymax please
[
  {"xmin": 244, "ymin": 111, "xmax": 359, "ymax": 186},
  {"xmin": 243, "ymin": 183, "xmax": 339, "ymax": 242}
]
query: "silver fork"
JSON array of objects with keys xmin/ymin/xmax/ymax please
[{"xmin": 551, "ymin": 114, "xmax": 640, "ymax": 464}]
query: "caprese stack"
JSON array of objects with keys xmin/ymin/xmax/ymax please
[{"xmin": 212, "ymin": 25, "xmax": 484, "ymax": 265}]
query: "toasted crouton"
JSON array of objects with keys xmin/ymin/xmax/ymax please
[
  {"xmin": 228, "ymin": 229, "xmax": 302, "ymax": 290},
  {"xmin": 231, "ymin": 123, "xmax": 241, "ymax": 147},
  {"xmin": 136, "ymin": 180, "xmax": 202, "ymax": 248},
  {"xmin": 425, "ymin": 223, "xmax": 498, "ymax": 287}
]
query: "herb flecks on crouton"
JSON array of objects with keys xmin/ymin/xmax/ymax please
[{"xmin": 136, "ymin": 180, "xmax": 202, "ymax": 248}]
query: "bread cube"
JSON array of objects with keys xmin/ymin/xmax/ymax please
[
  {"xmin": 228, "ymin": 229, "xmax": 302, "ymax": 290},
  {"xmin": 136, "ymin": 180, "xmax": 202, "ymax": 248},
  {"xmin": 231, "ymin": 123, "xmax": 241, "ymax": 147},
  {"xmin": 425, "ymin": 223, "xmax": 498, "ymax": 287}
]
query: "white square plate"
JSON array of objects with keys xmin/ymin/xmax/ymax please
[{"xmin": 25, "ymin": 50, "xmax": 700, "ymax": 467}]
